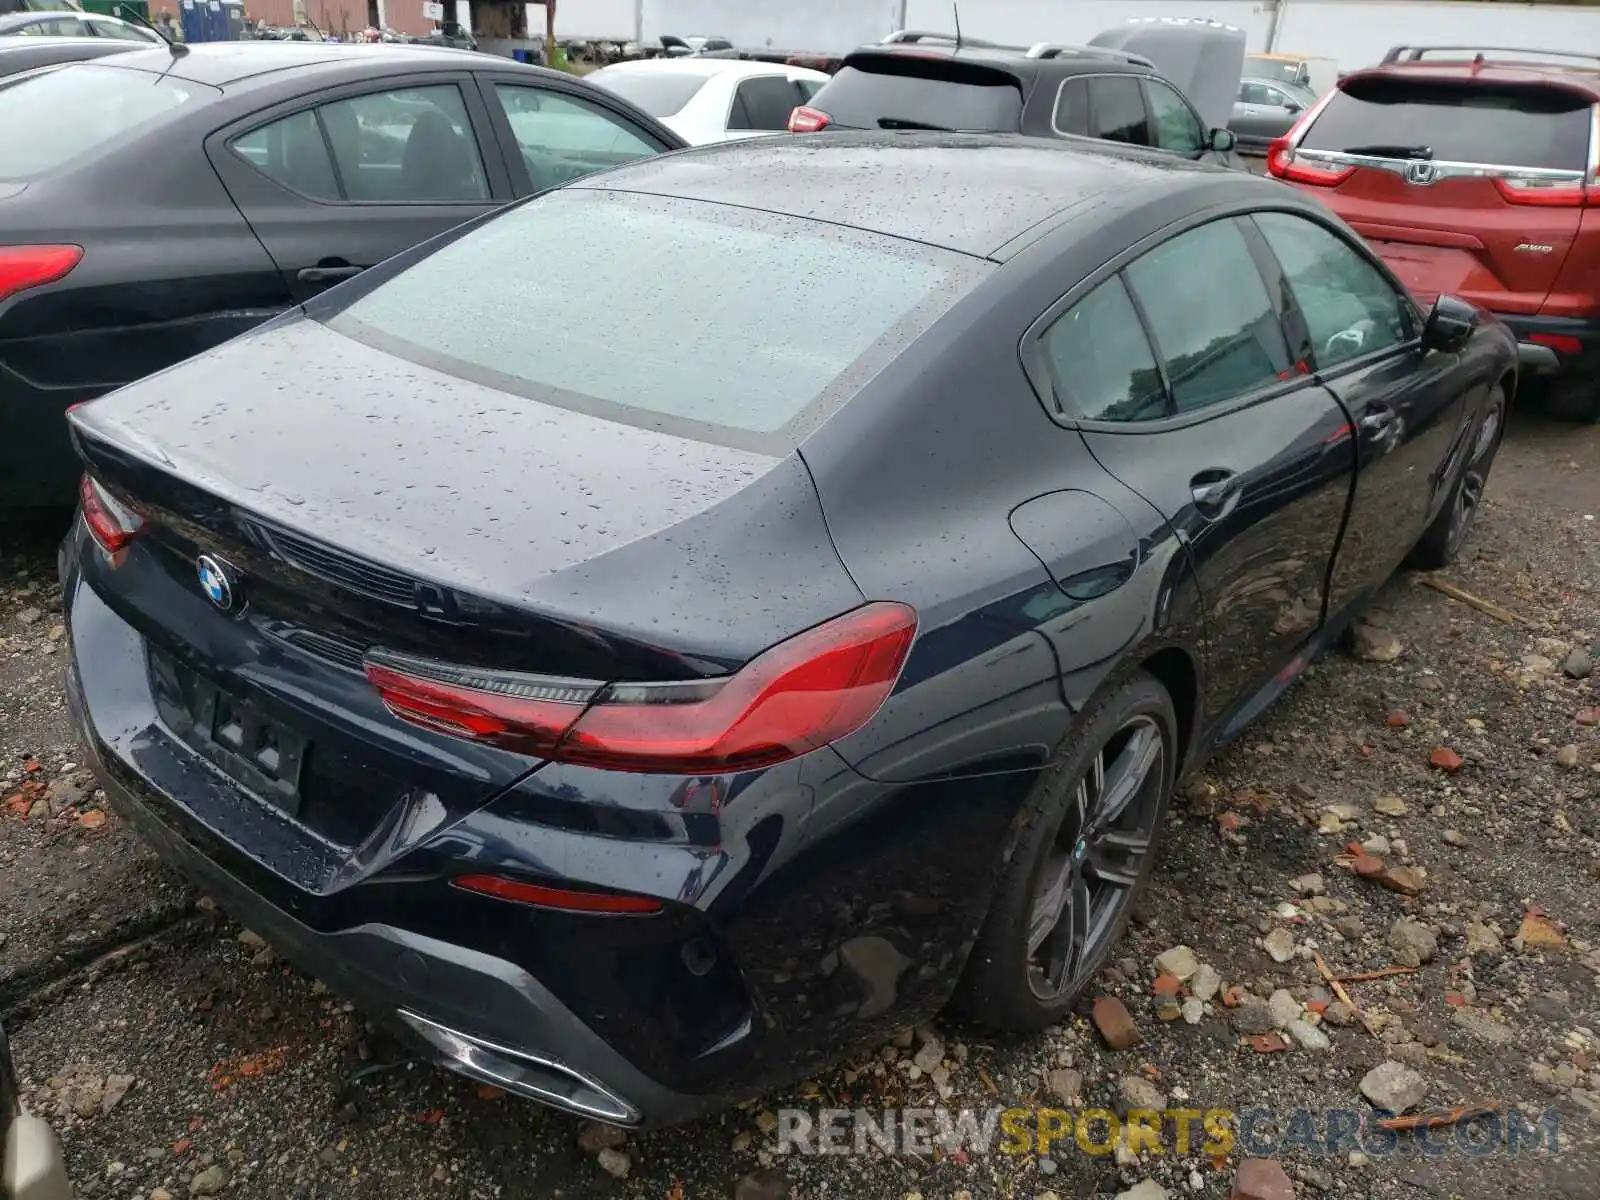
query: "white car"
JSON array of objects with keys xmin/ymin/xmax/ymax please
[{"xmin": 586, "ymin": 58, "xmax": 830, "ymax": 145}]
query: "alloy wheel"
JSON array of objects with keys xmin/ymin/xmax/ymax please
[
  {"xmin": 1446, "ymin": 403, "xmax": 1502, "ymax": 559},
  {"xmin": 1026, "ymin": 715, "xmax": 1166, "ymax": 1001}
]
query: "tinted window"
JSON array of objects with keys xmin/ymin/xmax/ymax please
[
  {"xmin": 730, "ymin": 75, "xmax": 804, "ymax": 131},
  {"xmin": 328, "ymin": 191, "xmax": 983, "ymax": 444},
  {"xmin": 1253, "ymin": 212, "xmax": 1410, "ymax": 368},
  {"xmin": 19, "ymin": 15, "xmax": 85, "ymax": 33},
  {"xmin": 232, "ymin": 108, "xmax": 338, "ymax": 201},
  {"xmin": 1240, "ymin": 81, "xmax": 1278, "ymax": 105},
  {"xmin": 1124, "ymin": 220, "xmax": 1290, "ymax": 413},
  {"xmin": 809, "ymin": 61, "xmax": 1023, "ymax": 131},
  {"xmin": 1042, "ymin": 275, "xmax": 1167, "ymax": 422},
  {"xmin": 90, "ymin": 17, "xmax": 153, "ymax": 40},
  {"xmin": 588, "ymin": 68, "xmax": 708, "ymax": 118},
  {"xmin": 1054, "ymin": 77, "xmax": 1089, "ymax": 136},
  {"xmin": 494, "ymin": 84, "xmax": 658, "ymax": 192},
  {"xmin": 1245, "ymin": 56, "xmax": 1305, "ymax": 87},
  {"xmin": 0, "ymin": 63, "xmax": 200, "ymax": 182},
  {"xmin": 1301, "ymin": 78, "xmax": 1590, "ymax": 169},
  {"xmin": 322, "ymin": 85, "xmax": 487, "ymax": 203},
  {"xmin": 1089, "ymin": 76, "xmax": 1149, "ymax": 145},
  {"xmin": 1144, "ymin": 79, "xmax": 1203, "ymax": 153}
]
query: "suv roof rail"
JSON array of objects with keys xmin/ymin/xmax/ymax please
[
  {"xmin": 1024, "ymin": 41, "xmax": 1156, "ymax": 68},
  {"xmin": 1381, "ymin": 44, "xmax": 1600, "ymax": 68},
  {"xmin": 878, "ymin": 28, "xmax": 1023, "ymax": 51}
]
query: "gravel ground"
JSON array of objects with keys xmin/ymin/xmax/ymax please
[{"xmin": 3, "ymin": 407, "xmax": 1598, "ymax": 1200}]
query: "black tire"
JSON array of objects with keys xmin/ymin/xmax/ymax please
[
  {"xmin": 1541, "ymin": 377, "xmax": 1600, "ymax": 425},
  {"xmin": 950, "ymin": 671, "xmax": 1177, "ymax": 1033},
  {"xmin": 1411, "ymin": 384, "xmax": 1505, "ymax": 570}
]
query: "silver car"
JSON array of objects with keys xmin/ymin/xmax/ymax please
[
  {"xmin": 2, "ymin": 1023, "xmax": 70, "ymax": 1200},
  {"xmin": 1230, "ymin": 75, "xmax": 1316, "ymax": 153}
]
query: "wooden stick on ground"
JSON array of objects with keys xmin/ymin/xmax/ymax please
[
  {"xmin": 1337, "ymin": 966, "xmax": 1419, "ymax": 984},
  {"xmin": 1416, "ymin": 574, "xmax": 1531, "ymax": 627},
  {"xmin": 1315, "ymin": 953, "xmax": 1380, "ymax": 1037},
  {"xmin": 1376, "ymin": 1101, "xmax": 1504, "ymax": 1134}
]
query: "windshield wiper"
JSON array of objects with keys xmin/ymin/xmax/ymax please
[
  {"xmin": 1341, "ymin": 144, "xmax": 1433, "ymax": 158},
  {"xmin": 877, "ymin": 117, "xmax": 955, "ymax": 131}
]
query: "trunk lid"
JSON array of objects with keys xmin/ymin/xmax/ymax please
[
  {"xmin": 1286, "ymin": 74, "xmax": 1595, "ymax": 313},
  {"xmin": 71, "ymin": 314, "xmax": 858, "ymax": 680}
]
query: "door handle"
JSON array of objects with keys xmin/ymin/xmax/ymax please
[
  {"xmin": 297, "ymin": 264, "xmax": 364, "ymax": 285},
  {"xmin": 1189, "ymin": 469, "xmax": 1241, "ymax": 520}
]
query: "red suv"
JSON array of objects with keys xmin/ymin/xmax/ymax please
[{"xmin": 1267, "ymin": 45, "xmax": 1600, "ymax": 421}]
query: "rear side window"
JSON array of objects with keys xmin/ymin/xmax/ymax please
[
  {"xmin": 327, "ymin": 190, "xmax": 986, "ymax": 447},
  {"xmin": 1054, "ymin": 77, "xmax": 1089, "ymax": 136},
  {"xmin": 588, "ymin": 69, "xmax": 708, "ymax": 118},
  {"xmin": 1301, "ymin": 77, "xmax": 1592, "ymax": 169},
  {"xmin": 0, "ymin": 62, "xmax": 200, "ymax": 181},
  {"xmin": 1042, "ymin": 275, "xmax": 1166, "ymax": 422},
  {"xmin": 1124, "ymin": 219, "xmax": 1290, "ymax": 414},
  {"xmin": 810, "ymin": 60, "xmax": 1023, "ymax": 131},
  {"xmin": 1089, "ymin": 76, "xmax": 1150, "ymax": 145},
  {"xmin": 730, "ymin": 75, "xmax": 807, "ymax": 131}
]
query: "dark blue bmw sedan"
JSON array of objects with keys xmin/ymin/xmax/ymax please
[{"xmin": 61, "ymin": 133, "xmax": 1514, "ymax": 1126}]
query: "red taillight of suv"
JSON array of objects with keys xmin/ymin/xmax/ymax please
[
  {"xmin": 787, "ymin": 105, "xmax": 832, "ymax": 133},
  {"xmin": 79, "ymin": 474, "xmax": 144, "ymax": 554},
  {"xmin": 364, "ymin": 602, "xmax": 918, "ymax": 773},
  {"xmin": 1266, "ymin": 136, "xmax": 1355, "ymax": 187},
  {"xmin": 1493, "ymin": 176, "xmax": 1593, "ymax": 207}
]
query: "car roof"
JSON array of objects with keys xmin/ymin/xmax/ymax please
[
  {"xmin": 74, "ymin": 40, "xmax": 532, "ymax": 88},
  {"xmin": 0, "ymin": 35, "xmax": 106, "ymax": 51},
  {"xmin": 1347, "ymin": 57, "xmax": 1600, "ymax": 100},
  {"xmin": 576, "ymin": 131, "xmax": 1240, "ymax": 259},
  {"xmin": 594, "ymin": 57, "xmax": 814, "ymax": 80}
]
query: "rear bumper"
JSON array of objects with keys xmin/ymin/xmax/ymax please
[
  {"xmin": 2, "ymin": 1112, "xmax": 71, "ymax": 1200},
  {"xmin": 1496, "ymin": 312, "xmax": 1600, "ymax": 378},
  {"xmin": 66, "ymin": 660, "xmax": 715, "ymax": 1128}
]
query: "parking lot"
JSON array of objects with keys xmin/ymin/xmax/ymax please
[{"xmin": 3, "ymin": 406, "xmax": 1596, "ymax": 1198}]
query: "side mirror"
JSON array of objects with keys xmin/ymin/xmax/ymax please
[
  {"xmin": 1283, "ymin": 99, "xmax": 1303, "ymax": 114},
  {"xmin": 1209, "ymin": 127, "xmax": 1237, "ymax": 153},
  {"xmin": 1422, "ymin": 294, "xmax": 1479, "ymax": 354}
]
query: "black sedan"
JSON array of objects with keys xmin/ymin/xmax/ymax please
[
  {"xmin": 0, "ymin": 41, "xmax": 683, "ymax": 507},
  {"xmin": 62, "ymin": 134, "xmax": 1513, "ymax": 1127}
]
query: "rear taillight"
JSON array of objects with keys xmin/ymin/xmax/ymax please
[
  {"xmin": 0, "ymin": 244, "xmax": 82, "ymax": 303},
  {"xmin": 1493, "ymin": 176, "xmax": 1591, "ymax": 207},
  {"xmin": 1529, "ymin": 332, "xmax": 1583, "ymax": 355},
  {"xmin": 364, "ymin": 601, "xmax": 917, "ymax": 773},
  {"xmin": 1266, "ymin": 136, "xmax": 1354, "ymax": 187},
  {"xmin": 787, "ymin": 105, "xmax": 832, "ymax": 133},
  {"xmin": 451, "ymin": 874, "xmax": 664, "ymax": 914},
  {"xmin": 79, "ymin": 473, "xmax": 144, "ymax": 554}
]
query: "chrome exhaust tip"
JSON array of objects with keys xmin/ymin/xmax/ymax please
[{"xmin": 396, "ymin": 1010, "xmax": 638, "ymax": 1125}]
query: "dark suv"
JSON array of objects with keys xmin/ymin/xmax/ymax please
[
  {"xmin": 1267, "ymin": 45, "xmax": 1600, "ymax": 421},
  {"xmin": 789, "ymin": 31, "xmax": 1241, "ymax": 167}
]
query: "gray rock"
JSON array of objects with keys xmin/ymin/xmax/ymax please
[
  {"xmin": 1181, "ymin": 997, "xmax": 1205, "ymax": 1025},
  {"xmin": 1359, "ymin": 1061, "xmax": 1428, "ymax": 1113},
  {"xmin": 1290, "ymin": 873, "xmax": 1325, "ymax": 896},
  {"xmin": 596, "ymin": 1148, "xmax": 631, "ymax": 1179},
  {"xmin": 1322, "ymin": 1000, "xmax": 1357, "ymax": 1027},
  {"xmin": 1564, "ymin": 648, "xmax": 1594, "ymax": 679},
  {"xmin": 1269, "ymin": 989, "xmax": 1301, "ymax": 1029},
  {"xmin": 1286, "ymin": 1019, "xmax": 1333, "ymax": 1051},
  {"xmin": 189, "ymin": 1165, "xmax": 229, "ymax": 1197},
  {"xmin": 1450, "ymin": 1008, "xmax": 1516, "ymax": 1046},
  {"xmin": 1351, "ymin": 622, "xmax": 1403, "ymax": 662},
  {"xmin": 1190, "ymin": 963, "xmax": 1222, "ymax": 1002},
  {"xmin": 14, "ymin": 606, "xmax": 42, "ymax": 626},
  {"xmin": 911, "ymin": 1035, "xmax": 944, "ymax": 1074},
  {"xmin": 1466, "ymin": 922, "xmax": 1503, "ymax": 954},
  {"xmin": 1153, "ymin": 945, "xmax": 1199, "ymax": 981},
  {"xmin": 1115, "ymin": 1181, "xmax": 1172, "ymax": 1200},
  {"xmin": 577, "ymin": 1121, "xmax": 626, "ymax": 1154},
  {"xmin": 1231, "ymin": 998, "xmax": 1276, "ymax": 1036},
  {"xmin": 1263, "ymin": 928, "xmax": 1296, "ymax": 963},
  {"xmin": 1334, "ymin": 916, "xmax": 1366, "ymax": 940},
  {"xmin": 1118, "ymin": 1074, "xmax": 1167, "ymax": 1111},
  {"xmin": 1047, "ymin": 1068, "xmax": 1082, "ymax": 1105},
  {"xmin": 1388, "ymin": 919, "xmax": 1438, "ymax": 967}
]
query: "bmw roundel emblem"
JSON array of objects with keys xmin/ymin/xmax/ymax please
[{"xmin": 196, "ymin": 553, "xmax": 241, "ymax": 614}]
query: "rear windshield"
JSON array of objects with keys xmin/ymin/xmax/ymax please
[
  {"xmin": 1302, "ymin": 77, "xmax": 1592, "ymax": 170},
  {"xmin": 811, "ymin": 60, "xmax": 1024, "ymax": 131},
  {"xmin": 1245, "ymin": 56, "xmax": 1305, "ymax": 87},
  {"xmin": 325, "ymin": 190, "xmax": 984, "ymax": 450},
  {"xmin": 0, "ymin": 63, "xmax": 202, "ymax": 181},
  {"xmin": 588, "ymin": 69, "xmax": 709, "ymax": 118}
]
